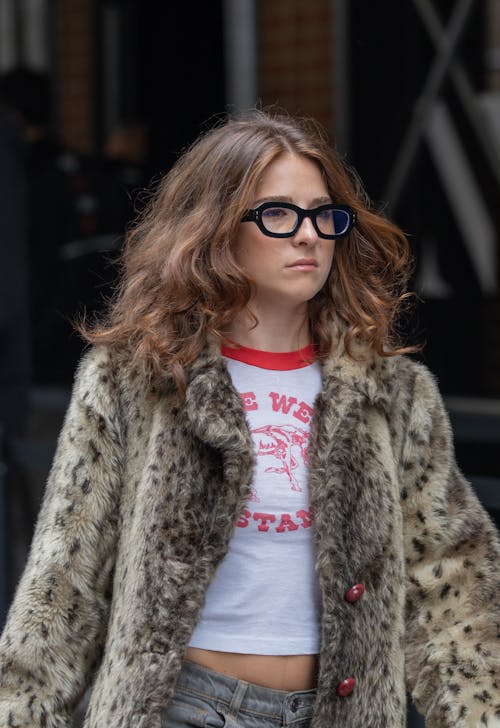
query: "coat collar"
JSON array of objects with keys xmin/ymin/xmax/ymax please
[
  {"xmin": 182, "ymin": 326, "xmax": 396, "ymax": 420},
  {"xmin": 183, "ymin": 337, "xmax": 255, "ymax": 489}
]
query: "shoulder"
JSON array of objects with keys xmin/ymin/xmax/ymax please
[
  {"xmin": 72, "ymin": 345, "xmax": 122, "ymax": 409},
  {"xmin": 385, "ymin": 356, "xmax": 446, "ymax": 419},
  {"xmin": 385, "ymin": 355, "xmax": 442, "ymax": 402},
  {"xmin": 379, "ymin": 356, "xmax": 449, "ymax": 435},
  {"xmin": 379, "ymin": 357, "xmax": 456, "ymax": 463},
  {"xmin": 324, "ymin": 336, "xmax": 444, "ymax": 415},
  {"xmin": 73, "ymin": 344, "xmax": 162, "ymax": 417}
]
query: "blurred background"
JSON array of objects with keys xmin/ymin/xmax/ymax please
[{"xmin": 0, "ymin": 1, "xmax": 499, "ymax": 724}]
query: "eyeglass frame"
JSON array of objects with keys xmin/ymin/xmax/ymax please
[{"xmin": 241, "ymin": 201, "xmax": 356, "ymax": 240}]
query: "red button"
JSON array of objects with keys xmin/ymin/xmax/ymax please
[
  {"xmin": 345, "ymin": 584, "xmax": 365, "ymax": 603},
  {"xmin": 336, "ymin": 677, "xmax": 356, "ymax": 697}
]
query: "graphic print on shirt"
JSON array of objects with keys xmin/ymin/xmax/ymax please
[
  {"xmin": 234, "ymin": 384, "xmax": 317, "ymax": 535},
  {"xmin": 252, "ymin": 423, "xmax": 309, "ymax": 492}
]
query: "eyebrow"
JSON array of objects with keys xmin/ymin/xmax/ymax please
[{"xmin": 252, "ymin": 195, "xmax": 332, "ymax": 207}]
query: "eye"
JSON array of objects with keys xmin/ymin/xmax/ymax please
[
  {"xmin": 317, "ymin": 209, "xmax": 332, "ymax": 222},
  {"xmin": 262, "ymin": 206, "xmax": 289, "ymax": 220}
]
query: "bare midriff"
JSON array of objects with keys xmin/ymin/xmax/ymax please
[{"xmin": 184, "ymin": 647, "xmax": 319, "ymax": 691}]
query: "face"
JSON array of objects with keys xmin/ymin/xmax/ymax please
[{"xmin": 235, "ymin": 153, "xmax": 335, "ymax": 314}]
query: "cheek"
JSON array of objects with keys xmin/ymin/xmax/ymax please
[
  {"xmin": 319, "ymin": 243, "xmax": 335, "ymax": 286},
  {"xmin": 323, "ymin": 242, "xmax": 336, "ymax": 272},
  {"xmin": 330, "ymin": 240, "xmax": 336, "ymax": 262},
  {"xmin": 235, "ymin": 233, "xmax": 279, "ymax": 272},
  {"xmin": 234, "ymin": 228, "xmax": 265, "ymax": 267},
  {"xmin": 236, "ymin": 241, "xmax": 263, "ymax": 270}
]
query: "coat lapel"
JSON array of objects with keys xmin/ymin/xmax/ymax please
[
  {"xmin": 183, "ymin": 340, "xmax": 255, "ymax": 498},
  {"xmin": 310, "ymin": 334, "xmax": 399, "ymax": 582}
]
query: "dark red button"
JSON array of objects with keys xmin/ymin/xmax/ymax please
[
  {"xmin": 345, "ymin": 584, "xmax": 364, "ymax": 603},
  {"xmin": 336, "ymin": 677, "xmax": 356, "ymax": 697}
]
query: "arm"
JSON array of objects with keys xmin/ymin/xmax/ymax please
[
  {"xmin": 0, "ymin": 347, "xmax": 124, "ymax": 727},
  {"xmin": 401, "ymin": 364, "xmax": 500, "ymax": 727}
]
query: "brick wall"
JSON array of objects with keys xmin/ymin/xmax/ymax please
[
  {"xmin": 57, "ymin": 1, "xmax": 338, "ymax": 153},
  {"xmin": 58, "ymin": 0, "xmax": 94, "ymax": 153},
  {"xmin": 258, "ymin": 0, "xmax": 335, "ymax": 136}
]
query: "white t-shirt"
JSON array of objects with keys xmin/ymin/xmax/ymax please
[{"xmin": 189, "ymin": 343, "xmax": 322, "ymax": 655}]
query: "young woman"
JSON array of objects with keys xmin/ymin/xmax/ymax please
[{"xmin": 0, "ymin": 111, "xmax": 498, "ymax": 728}]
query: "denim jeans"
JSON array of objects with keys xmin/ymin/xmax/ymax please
[{"xmin": 162, "ymin": 660, "xmax": 316, "ymax": 727}]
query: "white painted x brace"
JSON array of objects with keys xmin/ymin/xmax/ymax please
[{"xmin": 385, "ymin": 0, "xmax": 498, "ymax": 295}]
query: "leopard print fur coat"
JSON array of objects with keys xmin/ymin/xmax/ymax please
[{"xmin": 0, "ymin": 337, "xmax": 499, "ymax": 727}]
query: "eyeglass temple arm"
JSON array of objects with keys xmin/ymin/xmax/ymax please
[{"xmin": 241, "ymin": 210, "xmax": 257, "ymax": 222}]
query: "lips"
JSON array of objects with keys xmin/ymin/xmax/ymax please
[{"xmin": 287, "ymin": 258, "xmax": 319, "ymax": 268}]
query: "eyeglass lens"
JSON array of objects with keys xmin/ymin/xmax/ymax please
[{"xmin": 260, "ymin": 206, "xmax": 349, "ymax": 237}]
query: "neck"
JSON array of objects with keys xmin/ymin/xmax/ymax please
[{"xmin": 226, "ymin": 305, "xmax": 311, "ymax": 352}]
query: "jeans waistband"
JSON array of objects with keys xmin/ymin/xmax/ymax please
[{"xmin": 176, "ymin": 660, "xmax": 316, "ymax": 723}]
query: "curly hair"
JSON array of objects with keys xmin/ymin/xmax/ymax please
[{"xmin": 82, "ymin": 110, "xmax": 415, "ymax": 392}]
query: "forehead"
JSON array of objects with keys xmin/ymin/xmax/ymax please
[{"xmin": 252, "ymin": 152, "xmax": 329, "ymax": 201}]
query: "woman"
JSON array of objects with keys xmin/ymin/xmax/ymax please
[{"xmin": 0, "ymin": 111, "xmax": 498, "ymax": 728}]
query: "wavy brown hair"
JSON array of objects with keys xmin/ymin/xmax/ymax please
[{"xmin": 82, "ymin": 110, "xmax": 415, "ymax": 391}]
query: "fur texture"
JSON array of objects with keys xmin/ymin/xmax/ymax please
[{"xmin": 0, "ymin": 338, "xmax": 499, "ymax": 727}]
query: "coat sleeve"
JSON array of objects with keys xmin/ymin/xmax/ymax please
[
  {"xmin": 0, "ymin": 347, "xmax": 124, "ymax": 727},
  {"xmin": 400, "ymin": 363, "xmax": 500, "ymax": 727}
]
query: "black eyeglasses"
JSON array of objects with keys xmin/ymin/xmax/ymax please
[{"xmin": 241, "ymin": 202, "xmax": 356, "ymax": 239}]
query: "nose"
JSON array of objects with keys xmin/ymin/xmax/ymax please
[{"xmin": 293, "ymin": 215, "xmax": 318, "ymax": 245}]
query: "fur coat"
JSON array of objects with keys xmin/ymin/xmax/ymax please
[{"xmin": 0, "ymin": 338, "xmax": 499, "ymax": 727}]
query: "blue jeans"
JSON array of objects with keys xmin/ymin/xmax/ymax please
[{"xmin": 163, "ymin": 661, "xmax": 316, "ymax": 727}]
